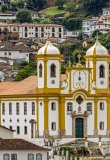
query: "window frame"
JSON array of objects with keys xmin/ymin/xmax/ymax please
[
  {"xmin": 39, "ymin": 63, "xmax": 43, "ymax": 78},
  {"xmin": 100, "ymin": 102, "xmax": 104, "ymax": 110},
  {"xmin": 50, "ymin": 63, "xmax": 56, "ymax": 77},
  {"xmin": 2, "ymin": 103, "xmax": 5, "ymax": 115},
  {"xmin": 3, "ymin": 154, "xmax": 10, "ymax": 160},
  {"xmin": 17, "ymin": 126, "xmax": 20, "ymax": 134},
  {"xmin": 36, "ymin": 153, "xmax": 42, "ymax": 160},
  {"xmin": 11, "ymin": 153, "xmax": 17, "ymax": 160},
  {"xmin": 24, "ymin": 102, "xmax": 27, "ymax": 115},
  {"xmin": 99, "ymin": 65, "xmax": 105, "ymax": 78},
  {"xmin": 24, "ymin": 126, "xmax": 27, "ymax": 135},
  {"xmin": 100, "ymin": 121, "xmax": 104, "ymax": 130},
  {"xmin": 9, "ymin": 103, "xmax": 12, "ymax": 115},
  {"xmin": 87, "ymin": 103, "xmax": 92, "ymax": 115},
  {"xmin": 28, "ymin": 153, "xmax": 34, "ymax": 160},
  {"xmin": 67, "ymin": 102, "xmax": 72, "ymax": 115},
  {"xmin": 51, "ymin": 122, "xmax": 56, "ymax": 131},
  {"xmin": 16, "ymin": 102, "xmax": 19, "ymax": 115},
  {"xmin": 51, "ymin": 102, "xmax": 56, "ymax": 111},
  {"xmin": 32, "ymin": 102, "xmax": 35, "ymax": 115}
]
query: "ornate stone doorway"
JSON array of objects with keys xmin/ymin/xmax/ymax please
[{"xmin": 75, "ymin": 118, "xmax": 84, "ymax": 138}]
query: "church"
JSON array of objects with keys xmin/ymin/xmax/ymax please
[{"xmin": 0, "ymin": 38, "xmax": 110, "ymax": 140}]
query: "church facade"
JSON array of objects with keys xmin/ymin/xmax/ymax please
[{"xmin": 0, "ymin": 39, "xmax": 110, "ymax": 139}]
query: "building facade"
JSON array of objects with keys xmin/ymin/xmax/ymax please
[{"xmin": 0, "ymin": 39, "xmax": 110, "ymax": 140}]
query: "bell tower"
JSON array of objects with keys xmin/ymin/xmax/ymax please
[
  {"xmin": 36, "ymin": 40, "xmax": 62, "ymax": 93},
  {"xmin": 85, "ymin": 39, "xmax": 110, "ymax": 93}
]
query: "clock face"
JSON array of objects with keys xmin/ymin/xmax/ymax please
[{"xmin": 51, "ymin": 80, "xmax": 55, "ymax": 84}]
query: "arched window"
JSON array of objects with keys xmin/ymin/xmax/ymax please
[
  {"xmin": 99, "ymin": 65, "xmax": 105, "ymax": 78},
  {"xmin": 3, "ymin": 154, "xmax": 10, "ymax": 160},
  {"xmin": 100, "ymin": 122, "xmax": 104, "ymax": 130},
  {"xmin": 11, "ymin": 154, "xmax": 17, "ymax": 160},
  {"xmin": 39, "ymin": 64, "xmax": 42, "ymax": 78},
  {"xmin": 100, "ymin": 102, "xmax": 104, "ymax": 110},
  {"xmin": 51, "ymin": 122, "xmax": 56, "ymax": 131},
  {"xmin": 28, "ymin": 153, "xmax": 34, "ymax": 160},
  {"xmin": 87, "ymin": 103, "xmax": 92, "ymax": 114},
  {"xmin": 36, "ymin": 153, "xmax": 42, "ymax": 160},
  {"xmin": 50, "ymin": 64, "xmax": 56, "ymax": 77}
]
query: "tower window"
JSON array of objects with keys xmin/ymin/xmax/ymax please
[
  {"xmin": 100, "ymin": 102, "xmax": 104, "ymax": 110},
  {"xmin": 99, "ymin": 65, "xmax": 105, "ymax": 78},
  {"xmin": 2, "ymin": 103, "xmax": 5, "ymax": 115},
  {"xmin": 67, "ymin": 102, "xmax": 72, "ymax": 114},
  {"xmin": 87, "ymin": 103, "xmax": 92, "ymax": 114},
  {"xmin": 100, "ymin": 122, "xmax": 104, "ymax": 130},
  {"xmin": 50, "ymin": 64, "xmax": 56, "ymax": 77},
  {"xmin": 32, "ymin": 102, "xmax": 35, "ymax": 115},
  {"xmin": 39, "ymin": 64, "xmax": 42, "ymax": 77},
  {"xmin": 51, "ymin": 122, "xmax": 56, "ymax": 131},
  {"xmin": 51, "ymin": 102, "xmax": 56, "ymax": 111}
]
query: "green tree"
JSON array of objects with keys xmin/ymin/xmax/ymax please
[
  {"xmin": 64, "ymin": 18, "xmax": 81, "ymax": 31},
  {"xmin": 26, "ymin": 0, "xmax": 34, "ymax": 10},
  {"xmin": 1, "ymin": 4, "xmax": 8, "ymax": 13},
  {"xmin": 55, "ymin": 0, "xmax": 66, "ymax": 9},
  {"xmin": 17, "ymin": 0, "xmax": 24, "ymax": 8},
  {"xmin": 33, "ymin": 0, "xmax": 47, "ymax": 10},
  {"xmin": 66, "ymin": 2, "xmax": 76, "ymax": 16},
  {"xmin": 83, "ymin": 0, "xmax": 109, "ymax": 16},
  {"xmin": 16, "ymin": 8, "xmax": 32, "ymax": 23},
  {"xmin": 14, "ymin": 61, "xmax": 37, "ymax": 81}
]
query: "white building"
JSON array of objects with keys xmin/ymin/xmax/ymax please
[
  {"xmin": 0, "ymin": 138, "xmax": 49, "ymax": 160},
  {"xmin": 82, "ymin": 8, "xmax": 110, "ymax": 36},
  {"xmin": 0, "ymin": 42, "xmax": 37, "ymax": 62},
  {"xmin": 0, "ymin": 39, "xmax": 110, "ymax": 141}
]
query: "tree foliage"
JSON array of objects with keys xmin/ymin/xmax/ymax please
[
  {"xmin": 14, "ymin": 61, "xmax": 37, "ymax": 81},
  {"xmin": 66, "ymin": 2, "xmax": 76, "ymax": 16},
  {"xmin": 1, "ymin": 4, "xmax": 8, "ymax": 13},
  {"xmin": 16, "ymin": 8, "xmax": 32, "ymax": 23},
  {"xmin": 83, "ymin": 0, "xmax": 109, "ymax": 16},
  {"xmin": 55, "ymin": 0, "xmax": 66, "ymax": 9}
]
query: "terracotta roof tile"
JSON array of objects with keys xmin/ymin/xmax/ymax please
[
  {"xmin": 0, "ymin": 75, "xmax": 67, "ymax": 95},
  {"xmin": 0, "ymin": 138, "xmax": 49, "ymax": 150}
]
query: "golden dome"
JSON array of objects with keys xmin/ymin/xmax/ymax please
[
  {"xmin": 38, "ymin": 40, "xmax": 60, "ymax": 55},
  {"xmin": 86, "ymin": 40, "xmax": 108, "ymax": 56}
]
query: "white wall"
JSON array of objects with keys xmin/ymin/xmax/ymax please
[
  {"xmin": 1, "ymin": 101, "xmax": 36, "ymax": 139},
  {"xmin": 0, "ymin": 150, "xmax": 48, "ymax": 160},
  {"xmin": 38, "ymin": 101, "xmax": 44, "ymax": 136}
]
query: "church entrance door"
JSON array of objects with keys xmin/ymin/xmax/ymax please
[{"xmin": 75, "ymin": 118, "xmax": 84, "ymax": 138}]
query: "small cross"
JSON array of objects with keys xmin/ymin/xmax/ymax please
[{"xmin": 77, "ymin": 53, "xmax": 81, "ymax": 63}]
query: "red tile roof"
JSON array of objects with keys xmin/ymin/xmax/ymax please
[
  {"xmin": 0, "ymin": 75, "xmax": 67, "ymax": 95},
  {"xmin": 0, "ymin": 138, "xmax": 49, "ymax": 150}
]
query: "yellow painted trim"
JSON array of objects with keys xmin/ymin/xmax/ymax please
[
  {"xmin": 37, "ymin": 88, "xmax": 60, "ymax": 93},
  {"xmin": 0, "ymin": 102, "xmax": 1, "ymax": 125},
  {"xmin": 107, "ymin": 98, "xmax": 110, "ymax": 129},
  {"xmin": 44, "ymin": 97, "xmax": 48, "ymax": 130},
  {"xmin": 59, "ymin": 97, "xmax": 65, "ymax": 130},
  {"xmin": 36, "ymin": 99, "xmax": 38, "ymax": 130},
  {"xmin": 94, "ymin": 99, "xmax": 98, "ymax": 130}
]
